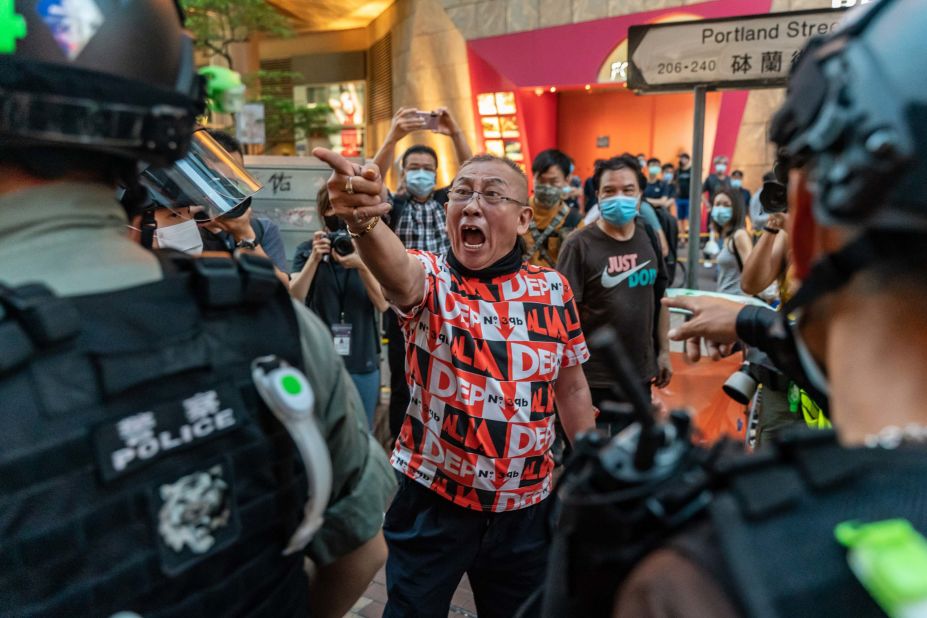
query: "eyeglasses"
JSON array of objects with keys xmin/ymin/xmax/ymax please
[{"xmin": 448, "ymin": 187, "xmax": 525, "ymax": 207}]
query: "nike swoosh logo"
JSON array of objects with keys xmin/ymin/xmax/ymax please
[{"xmin": 600, "ymin": 260, "xmax": 652, "ymax": 288}]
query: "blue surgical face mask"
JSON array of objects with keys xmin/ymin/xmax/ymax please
[
  {"xmin": 663, "ymin": 172, "xmax": 674, "ymax": 183},
  {"xmin": 648, "ymin": 165, "xmax": 661, "ymax": 177},
  {"xmin": 715, "ymin": 162, "xmax": 728, "ymax": 174},
  {"xmin": 731, "ymin": 178, "xmax": 743, "ymax": 189},
  {"xmin": 598, "ymin": 195, "xmax": 639, "ymax": 226},
  {"xmin": 711, "ymin": 206, "xmax": 733, "ymax": 226},
  {"xmin": 405, "ymin": 169, "xmax": 436, "ymax": 198}
]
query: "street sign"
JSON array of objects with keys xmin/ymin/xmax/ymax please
[
  {"xmin": 236, "ymin": 102, "xmax": 266, "ymax": 145},
  {"xmin": 627, "ymin": 9, "xmax": 847, "ymax": 93}
]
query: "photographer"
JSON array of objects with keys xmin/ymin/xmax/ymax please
[
  {"xmin": 741, "ymin": 211, "xmax": 793, "ymax": 300},
  {"xmin": 291, "ymin": 187, "xmax": 389, "ymax": 427},
  {"xmin": 739, "ymin": 175, "xmax": 821, "ymax": 441}
]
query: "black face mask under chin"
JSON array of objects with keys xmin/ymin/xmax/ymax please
[
  {"xmin": 324, "ymin": 215, "xmax": 345, "ymax": 231},
  {"xmin": 447, "ymin": 238, "xmax": 525, "ymax": 280}
]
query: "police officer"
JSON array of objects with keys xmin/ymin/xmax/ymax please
[
  {"xmin": 608, "ymin": 0, "xmax": 927, "ymax": 615},
  {"xmin": 0, "ymin": 2, "xmax": 394, "ymax": 616}
]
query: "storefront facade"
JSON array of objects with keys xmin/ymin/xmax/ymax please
[
  {"xmin": 248, "ymin": 0, "xmax": 843, "ymax": 192},
  {"xmin": 463, "ymin": 0, "xmax": 811, "ymax": 188}
]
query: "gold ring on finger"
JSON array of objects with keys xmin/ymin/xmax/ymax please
[{"xmin": 345, "ymin": 176, "xmax": 355, "ymax": 194}]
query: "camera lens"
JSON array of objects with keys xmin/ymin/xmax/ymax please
[
  {"xmin": 759, "ymin": 181, "xmax": 788, "ymax": 214},
  {"xmin": 329, "ymin": 231, "xmax": 355, "ymax": 256}
]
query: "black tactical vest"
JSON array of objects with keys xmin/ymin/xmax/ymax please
[
  {"xmin": 534, "ymin": 429, "xmax": 927, "ymax": 618},
  {"xmin": 0, "ymin": 254, "xmax": 312, "ymax": 617},
  {"xmin": 705, "ymin": 432, "xmax": 927, "ymax": 617}
]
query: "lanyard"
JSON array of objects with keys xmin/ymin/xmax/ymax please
[{"xmin": 325, "ymin": 261, "xmax": 353, "ymax": 323}]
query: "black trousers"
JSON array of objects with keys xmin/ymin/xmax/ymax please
[
  {"xmin": 385, "ymin": 311, "xmax": 410, "ymax": 440},
  {"xmin": 383, "ymin": 476, "xmax": 551, "ymax": 618}
]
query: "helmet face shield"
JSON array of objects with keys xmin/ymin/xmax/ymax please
[{"xmin": 139, "ymin": 129, "xmax": 262, "ymax": 219}]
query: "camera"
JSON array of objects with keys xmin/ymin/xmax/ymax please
[
  {"xmin": 722, "ymin": 348, "xmax": 790, "ymax": 405},
  {"xmin": 327, "ymin": 230, "xmax": 354, "ymax": 256},
  {"xmin": 723, "ymin": 362, "xmax": 759, "ymax": 404},
  {"xmin": 760, "ymin": 162, "xmax": 789, "ymax": 214},
  {"xmin": 415, "ymin": 110, "xmax": 440, "ymax": 131},
  {"xmin": 759, "ymin": 181, "xmax": 788, "ymax": 214}
]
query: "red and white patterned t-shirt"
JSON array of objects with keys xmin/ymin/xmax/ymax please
[{"xmin": 390, "ymin": 250, "xmax": 590, "ymax": 512}]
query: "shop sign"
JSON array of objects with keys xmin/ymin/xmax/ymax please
[
  {"xmin": 597, "ymin": 13, "xmax": 701, "ymax": 85},
  {"xmin": 627, "ymin": 8, "xmax": 847, "ymax": 92}
]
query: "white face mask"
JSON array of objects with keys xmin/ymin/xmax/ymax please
[{"xmin": 155, "ymin": 218, "xmax": 204, "ymax": 255}]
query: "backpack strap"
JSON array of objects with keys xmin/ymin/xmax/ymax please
[
  {"xmin": 525, "ymin": 205, "xmax": 570, "ymax": 264},
  {"xmin": 728, "ymin": 235, "xmax": 744, "ymax": 272},
  {"xmin": 639, "ymin": 218, "xmax": 667, "ymax": 349},
  {"xmin": 251, "ymin": 217, "xmax": 266, "ymax": 245}
]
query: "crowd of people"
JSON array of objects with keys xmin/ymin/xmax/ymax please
[
  {"xmin": 3, "ymin": 0, "xmax": 926, "ymax": 617},
  {"xmin": 116, "ymin": 99, "xmax": 786, "ymax": 450}
]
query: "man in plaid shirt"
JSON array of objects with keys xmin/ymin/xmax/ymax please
[{"xmin": 373, "ymin": 107, "xmax": 473, "ymax": 438}]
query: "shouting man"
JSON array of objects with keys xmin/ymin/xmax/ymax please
[{"xmin": 315, "ymin": 147, "xmax": 595, "ymax": 618}]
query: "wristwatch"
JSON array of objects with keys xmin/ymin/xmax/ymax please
[
  {"xmin": 763, "ymin": 226, "xmax": 781, "ymax": 235},
  {"xmin": 235, "ymin": 237, "xmax": 260, "ymax": 250}
]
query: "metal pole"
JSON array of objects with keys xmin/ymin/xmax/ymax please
[{"xmin": 686, "ymin": 85, "xmax": 707, "ymax": 290}]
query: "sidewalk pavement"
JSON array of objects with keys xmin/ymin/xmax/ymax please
[{"xmin": 345, "ymin": 567, "xmax": 478, "ymax": 618}]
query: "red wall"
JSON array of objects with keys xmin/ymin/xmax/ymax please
[
  {"xmin": 555, "ymin": 89, "xmax": 722, "ymax": 181},
  {"xmin": 519, "ymin": 92, "xmax": 558, "ymax": 174}
]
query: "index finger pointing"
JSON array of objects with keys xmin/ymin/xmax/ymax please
[{"xmin": 313, "ymin": 147, "xmax": 356, "ymax": 176}]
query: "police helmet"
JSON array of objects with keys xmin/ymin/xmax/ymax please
[
  {"xmin": 1, "ymin": 0, "xmax": 204, "ymax": 167},
  {"xmin": 771, "ymin": 0, "xmax": 927, "ymax": 232}
]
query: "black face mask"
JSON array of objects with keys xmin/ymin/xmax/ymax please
[
  {"xmin": 324, "ymin": 215, "xmax": 345, "ymax": 231},
  {"xmin": 447, "ymin": 239, "xmax": 525, "ymax": 280}
]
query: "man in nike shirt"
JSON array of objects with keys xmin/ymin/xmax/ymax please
[{"xmin": 557, "ymin": 154, "xmax": 672, "ymax": 419}]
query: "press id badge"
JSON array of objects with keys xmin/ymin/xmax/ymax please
[{"xmin": 332, "ymin": 323, "xmax": 352, "ymax": 356}]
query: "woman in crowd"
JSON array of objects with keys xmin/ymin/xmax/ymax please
[
  {"xmin": 291, "ymin": 187, "xmax": 389, "ymax": 428},
  {"xmin": 709, "ymin": 189, "xmax": 752, "ymax": 295}
]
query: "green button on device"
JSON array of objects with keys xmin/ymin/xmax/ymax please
[
  {"xmin": 281, "ymin": 374, "xmax": 302, "ymax": 395},
  {"xmin": 0, "ymin": 0, "xmax": 26, "ymax": 54}
]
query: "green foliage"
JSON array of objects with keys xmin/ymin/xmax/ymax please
[
  {"xmin": 181, "ymin": 0, "xmax": 292, "ymax": 69},
  {"xmin": 248, "ymin": 69, "xmax": 339, "ymax": 145},
  {"xmin": 261, "ymin": 97, "xmax": 339, "ymax": 141}
]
